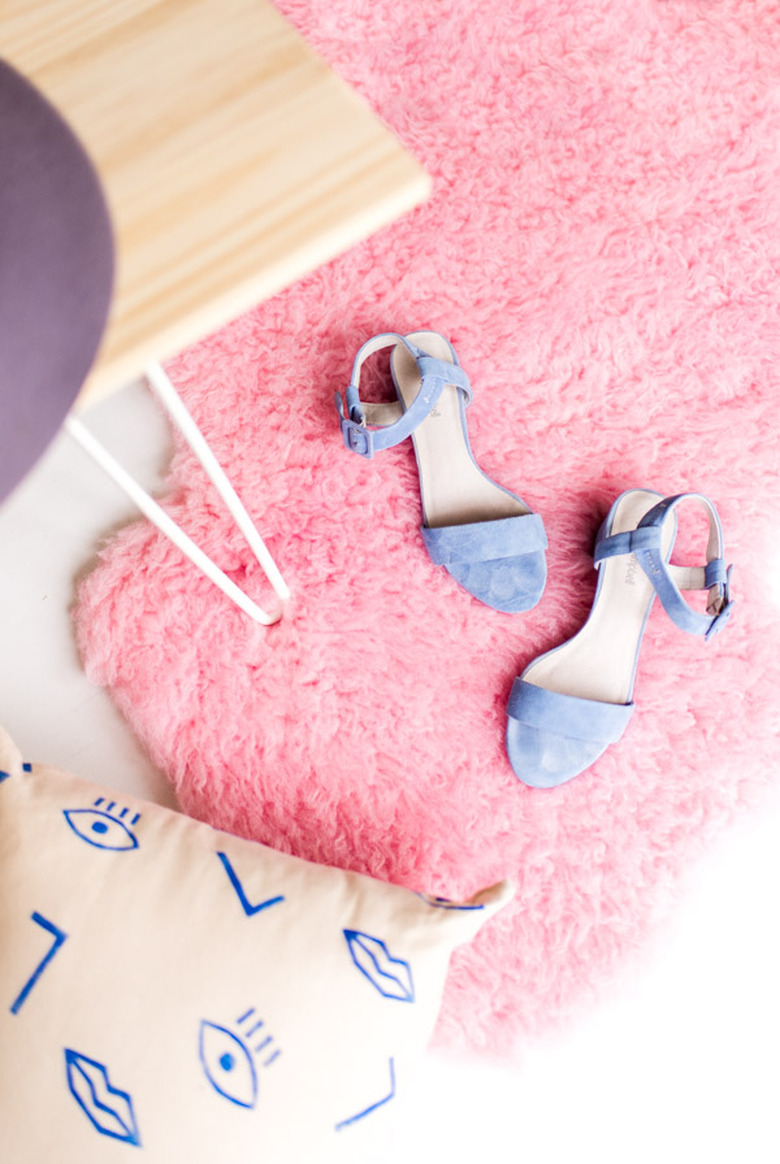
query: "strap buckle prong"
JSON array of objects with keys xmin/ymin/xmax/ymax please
[
  {"xmin": 335, "ymin": 393, "xmax": 374, "ymax": 458},
  {"xmin": 705, "ymin": 565, "xmax": 734, "ymax": 641}
]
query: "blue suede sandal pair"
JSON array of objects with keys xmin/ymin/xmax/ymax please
[{"xmin": 335, "ymin": 332, "xmax": 735, "ymax": 788}]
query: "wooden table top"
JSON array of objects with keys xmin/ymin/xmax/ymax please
[{"xmin": 1, "ymin": 0, "xmax": 430, "ymax": 406}]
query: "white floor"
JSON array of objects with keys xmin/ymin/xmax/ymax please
[{"xmin": 1, "ymin": 380, "xmax": 778, "ymax": 1163}]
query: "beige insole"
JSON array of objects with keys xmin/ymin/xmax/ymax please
[
  {"xmin": 525, "ymin": 490, "xmax": 674, "ymax": 706},
  {"xmin": 389, "ymin": 331, "xmax": 530, "ymax": 529}
]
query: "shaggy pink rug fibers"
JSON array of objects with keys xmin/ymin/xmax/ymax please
[{"xmin": 75, "ymin": 0, "xmax": 780, "ymax": 1060}]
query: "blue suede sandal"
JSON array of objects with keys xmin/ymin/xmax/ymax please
[
  {"xmin": 506, "ymin": 489, "xmax": 734, "ymax": 788},
  {"xmin": 335, "ymin": 331, "xmax": 547, "ymax": 612}
]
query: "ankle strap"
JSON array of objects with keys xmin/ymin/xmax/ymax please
[
  {"xmin": 335, "ymin": 332, "xmax": 472, "ymax": 459},
  {"xmin": 594, "ymin": 492, "xmax": 734, "ymax": 641}
]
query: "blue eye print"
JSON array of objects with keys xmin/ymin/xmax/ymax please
[
  {"xmin": 63, "ymin": 804, "xmax": 140, "ymax": 851},
  {"xmin": 199, "ymin": 1022, "xmax": 258, "ymax": 1109},
  {"xmin": 199, "ymin": 1010, "xmax": 281, "ymax": 1108}
]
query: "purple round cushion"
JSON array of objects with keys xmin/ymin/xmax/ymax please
[{"xmin": 0, "ymin": 59, "xmax": 114, "ymax": 503}]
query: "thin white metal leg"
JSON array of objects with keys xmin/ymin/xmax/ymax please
[
  {"xmin": 65, "ymin": 368, "xmax": 289, "ymax": 626},
  {"xmin": 145, "ymin": 363, "xmax": 289, "ymax": 603}
]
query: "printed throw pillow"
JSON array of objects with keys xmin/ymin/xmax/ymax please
[{"xmin": 0, "ymin": 727, "xmax": 511, "ymax": 1162}]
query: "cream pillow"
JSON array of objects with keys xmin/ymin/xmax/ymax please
[{"xmin": 0, "ymin": 727, "xmax": 511, "ymax": 1162}]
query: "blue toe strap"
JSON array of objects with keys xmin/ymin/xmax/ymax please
[
  {"xmin": 507, "ymin": 680, "xmax": 634, "ymax": 744},
  {"xmin": 421, "ymin": 513, "xmax": 547, "ymax": 565}
]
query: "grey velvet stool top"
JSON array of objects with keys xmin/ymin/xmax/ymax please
[{"xmin": 0, "ymin": 59, "xmax": 114, "ymax": 503}]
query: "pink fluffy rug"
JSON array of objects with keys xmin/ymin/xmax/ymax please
[{"xmin": 75, "ymin": 0, "xmax": 780, "ymax": 1059}]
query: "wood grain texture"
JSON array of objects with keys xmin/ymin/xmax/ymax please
[{"xmin": 1, "ymin": 0, "xmax": 430, "ymax": 405}]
